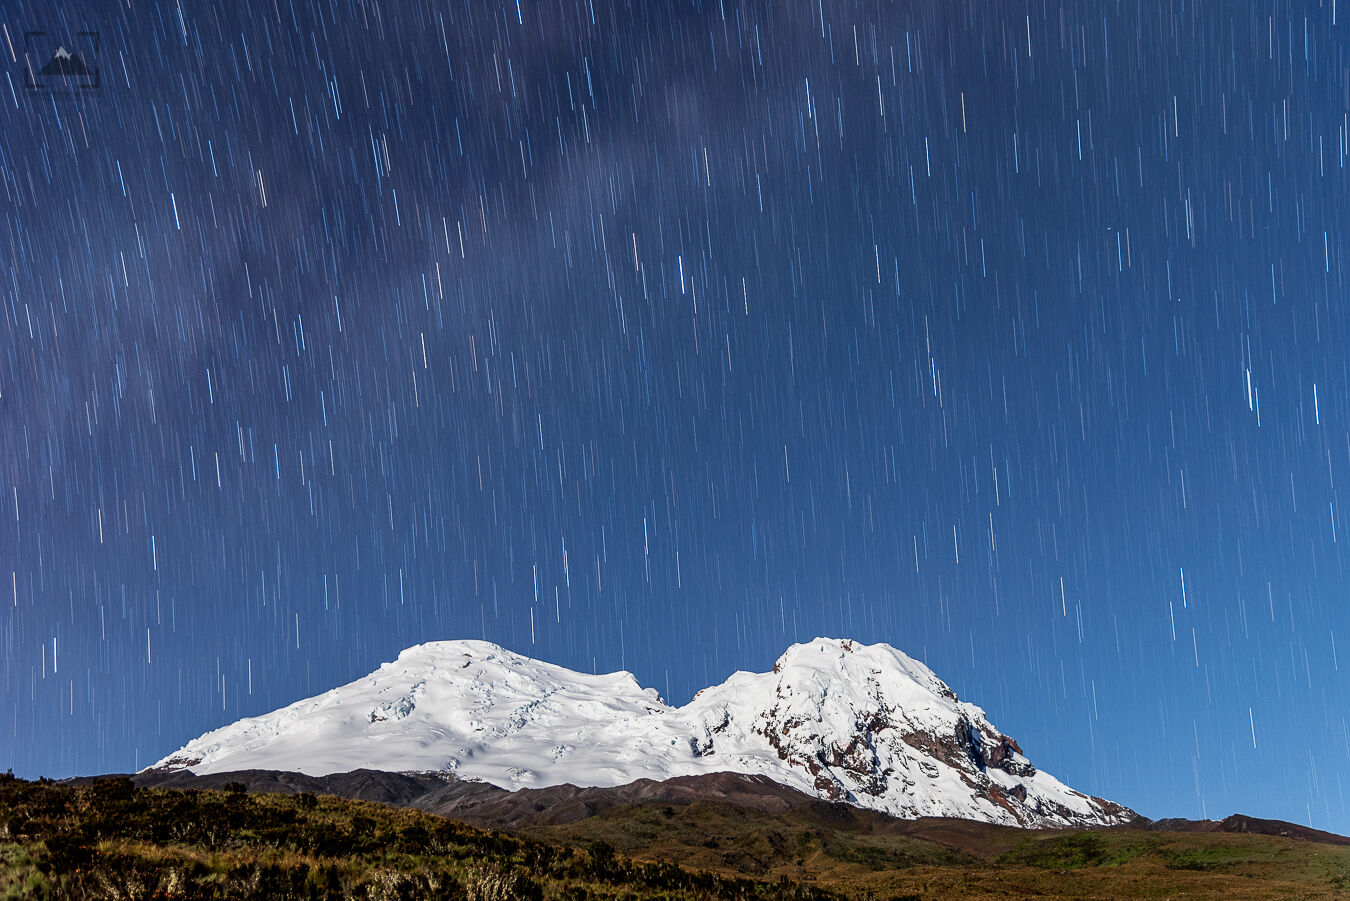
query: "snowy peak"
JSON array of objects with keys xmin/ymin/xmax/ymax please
[
  {"xmin": 150, "ymin": 637, "xmax": 1134, "ymax": 828},
  {"xmin": 766, "ymin": 637, "xmax": 960, "ymax": 717},
  {"xmin": 392, "ymin": 639, "xmax": 661, "ymax": 702},
  {"xmin": 683, "ymin": 638, "xmax": 1093, "ymax": 823}
]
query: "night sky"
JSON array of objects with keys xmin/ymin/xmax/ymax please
[{"xmin": 2, "ymin": 0, "xmax": 1348, "ymax": 832}]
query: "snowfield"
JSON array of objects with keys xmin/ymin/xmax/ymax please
[{"xmin": 150, "ymin": 637, "xmax": 1131, "ymax": 827}]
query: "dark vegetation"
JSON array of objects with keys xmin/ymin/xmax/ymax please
[
  {"xmin": 0, "ymin": 771, "xmax": 835, "ymax": 900},
  {"xmin": 4, "ymin": 769, "xmax": 1350, "ymax": 899},
  {"xmin": 522, "ymin": 797, "xmax": 1350, "ymax": 899}
]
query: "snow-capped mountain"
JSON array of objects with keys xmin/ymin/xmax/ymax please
[{"xmin": 150, "ymin": 637, "xmax": 1133, "ymax": 827}]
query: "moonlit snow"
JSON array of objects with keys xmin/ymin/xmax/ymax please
[{"xmin": 152, "ymin": 638, "xmax": 1128, "ymax": 827}]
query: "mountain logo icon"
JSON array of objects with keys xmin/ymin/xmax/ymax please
[
  {"xmin": 38, "ymin": 47, "xmax": 92, "ymax": 78},
  {"xmin": 22, "ymin": 31, "xmax": 100, "ymax": 94}
]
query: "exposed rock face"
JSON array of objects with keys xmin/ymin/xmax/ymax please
[
  {"xmin": 724, "ymin": 644, "xmax": 1123, "ymax": 826},
  {"xmin": 149, "ymin": 637, "xmax": 1135, "ymax": 828}
]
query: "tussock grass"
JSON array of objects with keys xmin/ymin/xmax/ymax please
[
  {"xmin": 0, "ymin": 771, "xmax": 836, "ymax": 899},
  {"xmin": 4, "ymin": 770, "xmax": 1347, "ymax": 899}
]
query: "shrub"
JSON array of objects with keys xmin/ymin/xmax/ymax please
[
  {"xmin": 464, "ymin": 864, "xmax": 543, "ymax": 901},
  {"xmin": 38, "ymin": 831, "xmax": 94, "ymax": 873}
]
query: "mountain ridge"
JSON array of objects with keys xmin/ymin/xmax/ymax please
[
  {"xmin": 122, "ymin": 766, "xmax": 1348, "ymax": 847},
  {"xmin": 150, "ymin": 636, "xmax": 1133, "ymax": 827}
]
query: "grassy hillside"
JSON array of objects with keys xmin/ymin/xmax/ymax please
[
  {"xmin": 523, "ymin": 799, "xmax": 1350, "ymax": 900},
  {"xmin": 3, "ymin": 771, "xmax": 1347, "ymax": 900},
  {"xmin": 0, "ymin": 772, "xmax": 833, "ymax": 900}
]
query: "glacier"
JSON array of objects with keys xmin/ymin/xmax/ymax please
[{"xmin": 149, "ymin": 637, "xmax": 1133, "ymax": 827}]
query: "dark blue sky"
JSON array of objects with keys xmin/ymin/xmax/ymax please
[{"xmin": 2, "ymin": 1, "xmax": 1347, "ymax": 831}]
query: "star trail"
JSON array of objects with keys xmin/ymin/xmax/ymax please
[{"xmin": 2, "ymin": 1, "xmax": 1349, "ymax": 831}]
